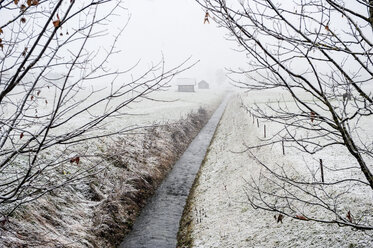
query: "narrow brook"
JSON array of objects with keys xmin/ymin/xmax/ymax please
[{"xmin": 120, "ymin": 95, "xmax": 230, "ymax": 248}]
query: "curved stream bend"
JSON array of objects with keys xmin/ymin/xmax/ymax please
[{"xmin": 120, "ymin": 95, "xmax": 230, "ymax": 248}]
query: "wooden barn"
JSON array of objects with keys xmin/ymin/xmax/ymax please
[
  {"xmin": 198, "ymin": 80, "xmax": 209, "ymax": 89},
  {"xmin": 176, "ymin": 78, "xmax": 196, "ymax": 92}
]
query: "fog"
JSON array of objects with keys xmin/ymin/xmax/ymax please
[{"xmin": 107, "ymin": 0, "xmax": 247, "ymax": 86}]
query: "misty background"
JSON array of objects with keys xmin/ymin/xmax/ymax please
[{"xmin": 105, "ymin": 0, "xmax": 247, "ymax": 87}]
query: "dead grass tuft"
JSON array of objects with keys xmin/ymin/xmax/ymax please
[{"xmin": 0, "ymin": 107, "xmax": 211, "ymax": 248}]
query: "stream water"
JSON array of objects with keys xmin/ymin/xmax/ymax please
[{"xmin": 120, "ymin": 95, "xmax": 229, "ymax": 248}]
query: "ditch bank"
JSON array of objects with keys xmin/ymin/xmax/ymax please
[
  {"xmin": 120, "ymin": 95, "xmax": 230, "ymax": 248},
  {"xmin": 0, "ymin": 100, "xmax": 222, "ymax": 248},
  {"xmin": 177, "ymin": 99, "xmax": 229, "ymax": 248},
  {"xmin": 91, "ymin": 107, "xmax": 216, "ymax": 248}
]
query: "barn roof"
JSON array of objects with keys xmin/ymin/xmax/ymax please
[{"xmin": 176, "ymin": 78, "xmax": 196, "ymax": 86}]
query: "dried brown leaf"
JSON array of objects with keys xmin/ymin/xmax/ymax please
[
  {"xmin": 347, "ymin": 211, "xmax": 353, "ymax": 222},
  {"xmin": 20, "ymin": 17, "xmax": 26, "ymax": 23},
  {"xmin": 277, "ymin": 214, "xmax": 284, "ymax": 223},
  {"xmin": 53, "ymin": 20, "xmax": 60, "ymax": 27},
  {"xmin": 70, "ymin": 156, "xmax": 80, "ymax": 165},
  {"xmin": 295, "ymin": 215, "xmax": 308, "ymax": 221},
  {"xmin": 22, "ymin": 47, "xmax": 27, "ymax": 56},
  {"xmin": 14, "ymin": 0, "xmax": 19, "ymax": 5},
  {"xmin": 53, "ymin": 13, "xmax": 61, "ymax": 27}
]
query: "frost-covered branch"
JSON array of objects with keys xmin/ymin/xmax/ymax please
[
  {"xmin": 197, "ymin": 0, "xmax": 373, "ymax": 230},
  {"xmin": 0, "ymin": 0, "xmax": 194, "ymax": 217}
]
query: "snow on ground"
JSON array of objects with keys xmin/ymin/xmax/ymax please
[
  {"xmin": 103, "ymin": 89, "xmax": 226, "ymax": 129},
  {"xmin": 0, "ymin": 88, "xmax": 226, "ymax": 247},
  {"xmin": 26, "ymin": 84, "xmax": 226, "ymax": 135},
  {"xmin": 179, "ymin": 93, "xmax": 373, "ymax": 248}
]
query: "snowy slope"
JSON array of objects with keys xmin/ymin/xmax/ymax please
[
  {"xmin": 0, "ymin": 89, "xmax": 225, "ymax": 247},
  {"xmin": 179, "ymin": 93, "xmax": 373, "ymax": 248}
]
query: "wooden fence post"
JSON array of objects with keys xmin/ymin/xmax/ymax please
[{"xmin": 320, "ymin": 159, "xmax": 324, "ymax": 183}]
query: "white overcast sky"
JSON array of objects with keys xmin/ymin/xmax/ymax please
[{"xmin": 112, "ymin": 0, "xmax": 247, "ymax": 84}]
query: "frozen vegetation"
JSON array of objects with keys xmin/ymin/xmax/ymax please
[
  {"xmin": 0, "ymin": 90, "xmax": 224, "ymax": 247},
  {"xmin": 178, "ymin": 92, "xmax": 373, "ymax": 248}
]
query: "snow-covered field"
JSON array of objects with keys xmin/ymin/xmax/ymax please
[
  {"xmin": 179, "ymin": 92, "xmax": 373, "ymax": 247},
  {"xmin": 0, "ymin": 88, "xmax": 226, "ymax": 247},
  {"xmin": 18, "ymin": 84, "xmax": 226, "ymax": 135},
  {"xmin": 103, "ymin": 89, "xmax": 226, "ymax": 128}
]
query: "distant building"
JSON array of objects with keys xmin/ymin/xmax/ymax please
[
  {"xmin": 198, "ymin": 80, "xmax": 209, "ymax": 89},
  {"xmin": 176, "ymin": 78, "xmax": 196, "ymax": 92}
]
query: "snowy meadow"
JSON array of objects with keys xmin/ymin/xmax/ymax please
[{"xmin": 179, "ymin": 91, "xmax": 373, "ymax": 248}]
